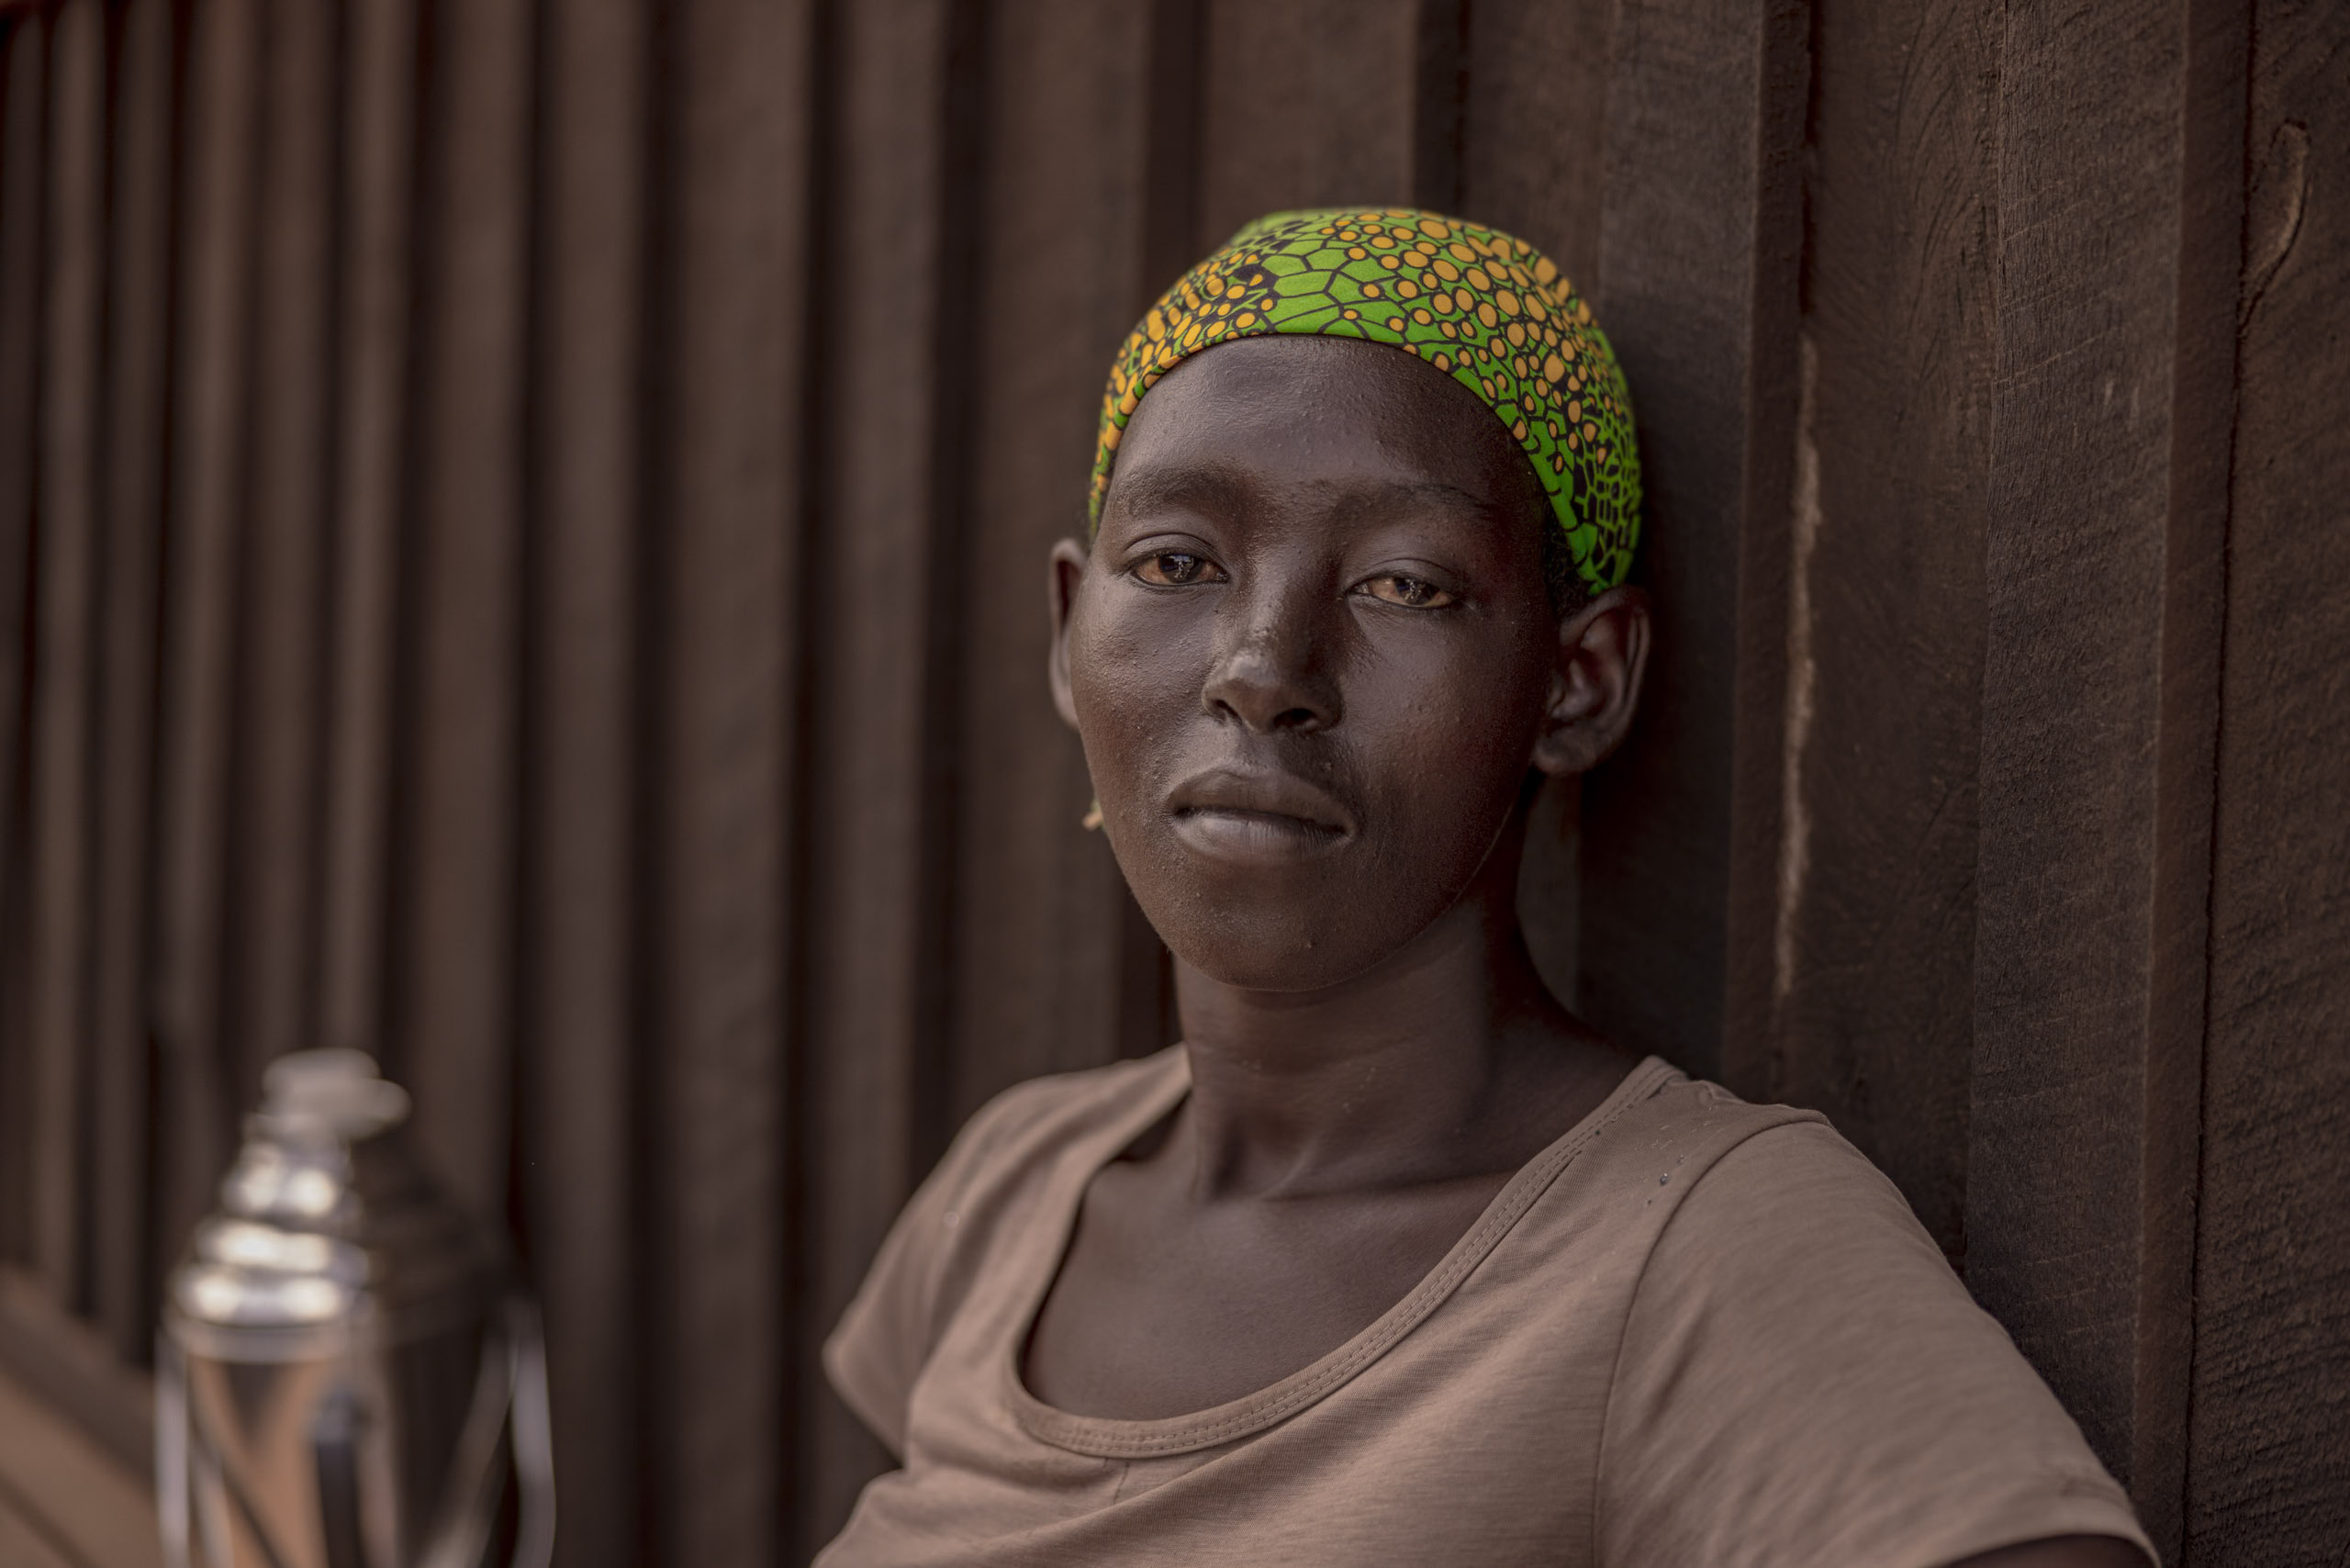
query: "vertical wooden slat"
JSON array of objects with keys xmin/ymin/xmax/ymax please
[
  {"xmin": 0, "ymin": 13, "xmax": 49, "ymax": 1271},
  {"xmin": 2134, "ymin": 3, "xmax": 2247, "ymax": 1548},
  {"xmin": 1138, "ymin": 0, "xmax": 1203, "ymax": 297},
  {"xmin": 1576, "ymin": 0, "xmax": 1807, "ymax": 1085},
  {"xmin": 1409, "ymin": 0, "xmax": 1468, "ymax": 211},
  {"xmin": 151, "ymin": 0, "xmax": 260, "ymax": 1272},
  {"xmin": 1964, "ymin": 1, "xmax": 2244, "ymax": 1535},
  {"xmin": 945, "ymin": 0, "xmax": 1152, "ymax": 1126},
  {"xmin": 650, "ymin": 0, "xmax": 808, "ymax": 1561},
  {"xmin": 1193, "ymin": 0, "xmax": 1419, "ymax": 249},
  {"xmin": 523, "ymin": 0, "xmax": 643, "ymax": 1563},
  {"xmin": 1768, "ymin": 0, "xmax": 1997, "ymax": 1261},
  {"xmin": 394, "ymin": 0, "xmax": 532, "ymax": 1215},
  {"xmin": 317, "ymin": 0, "xmax": 417, "ymax": 1068},
  {"xmin": 2188, "ymin": 1, "xmax": 2350, "ymax": 1558},
  {"xmin": 800, "ymin": 0, "xmax": 969, "ymax": 1543},
  {"xmin": 225, "ymin": 0, "xmax": 337, "ymax": 1092},
  {"xmin": 1458, "ymin": 0, "xmax": 1614, "ymax": 291},
  {"xmin": 25, "ymin": 0, "xmax": 106, "ymax": 1306},
  {"xmin": 85, "ymin": 0, "xmax": 177, "ymax": 1356}
]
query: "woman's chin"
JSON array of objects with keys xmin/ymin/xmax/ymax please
[
  {"xmin": 1156, "ymin": 913, "xmax": 1396, "ymax": 995},
  {"xmin": 1116, "ymin": 823, "xmax": 1482, "ymax": 996}
]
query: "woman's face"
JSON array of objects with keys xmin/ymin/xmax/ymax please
[{"xmin": 1055, "ymin": 334, "xmax": 1572, "ymax": 992}]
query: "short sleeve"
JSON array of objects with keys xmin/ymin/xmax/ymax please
[
  {"xmin": 1595, "ymin": 1122, "xmax": 2154, "ymax": 1568},
  {"xmin": 822, "ymin": 1082, "xmax": 1045, "ymax": 1458}
]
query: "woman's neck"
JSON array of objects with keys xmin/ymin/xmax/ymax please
[{"xmin": 1169, "ymin": 884, "xmax": 1624, "ymax": 1202}]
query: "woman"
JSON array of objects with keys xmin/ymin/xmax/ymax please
[{"xmin": 816, "ymin": 210, "xmax": 2152, "ymax": 1566}]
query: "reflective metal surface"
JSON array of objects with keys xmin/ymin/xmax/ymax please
[{"xmin": 158, "ymin": 1050, "xmax": 554, "ymax": 1568}]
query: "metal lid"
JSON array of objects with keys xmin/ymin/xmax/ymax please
[{"xmin": 169, "ymin": 1051, "xmax": 497, "ymax": 1346}]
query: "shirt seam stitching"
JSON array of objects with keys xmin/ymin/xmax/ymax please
[{"xmin": 1016, "ymin": 1058, "xmax": 1683, "ymax": 1459}]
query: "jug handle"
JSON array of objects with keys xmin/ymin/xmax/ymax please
[{"xmin": 418, "ymin": 1296, "xmax": 556, "ymax": 1568}]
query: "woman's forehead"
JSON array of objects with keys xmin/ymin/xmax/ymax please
[
  {"xmin": 1109, "ymin": 337, "xmax": 1530, "ymax": 516},
  {"xmin": 1132, "ymin": 331, "xmax": 1489, "ymax": 417}
]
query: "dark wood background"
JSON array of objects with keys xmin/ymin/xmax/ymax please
[{"xmin": 0, "ymin": 0, "xmax": 2343, "ymax": 1562}]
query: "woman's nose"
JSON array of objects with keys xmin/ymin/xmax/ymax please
[{"xmin": 1200, "ymin": 579, "xmax": 1342, "ymax": 734}]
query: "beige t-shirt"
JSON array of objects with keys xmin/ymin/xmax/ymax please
[{"xmin": 820, "ymin": 1049, "xmax": 2151, "ymax": 1567}]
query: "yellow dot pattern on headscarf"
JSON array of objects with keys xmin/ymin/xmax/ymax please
[{"xmin": 1090, "ymin": 208, "xmax": 1641, "ymax": 593}]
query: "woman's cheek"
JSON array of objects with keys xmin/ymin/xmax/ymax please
[{"xmin": 1072, "ymin": 644, "xmax": 1197, "ymax": 830}]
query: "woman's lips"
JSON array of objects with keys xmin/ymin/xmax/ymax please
[{"xmin": 1165, "ymin": 768, "xmax": 1352, "ymax": 860}]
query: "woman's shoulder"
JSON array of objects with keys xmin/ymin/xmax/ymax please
[
  {"xmin": 1587, "ymin": 1070, "xmax": 2151, "ymax": 1568},
  {"xmin": 1595, "ymin": 1069, "xmax": 1948, "ymax": 1274},
  {"xmin": 822, "ymin": 1047, "xmax": 1187, "ymax": 1455},
  {"xmin": 859, "ymin": 1045, "xmax": 1190, "ymax": 1302},
  {"xmin": 1555, "ymin": 1057, "xmax": 1847, "ymax": 1205},
  {"xmin": 1577, "ymin": 1064, "xmax": 1956, "ymax": 1307},
  {"xmin": 935, "ymin": 1046, "xmax": 1189, "ymax": 1197}
]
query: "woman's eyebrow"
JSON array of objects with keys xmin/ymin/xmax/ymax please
[
  {"xmin": 1387, "ymin": 477, "xmax": 1495, "ymax": 515},
  {"xmin": 1311, "ymin": 476, "xmax": 1505, "ymax": 525},
  {"xmin": 1104, "ymin": 464, "xmax": 1256, "ymax": 522},
  {"xmin": 1109, "ymin": 466, "xmax": 1499, "ymax": 527}
]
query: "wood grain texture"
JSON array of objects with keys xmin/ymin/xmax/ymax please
[
  {"xmin": 24, "ymin": 0, "xmax": 105, "ymax": 1306},
  {"xmin": 1193, "ymin": 0, "xmax": 1419, "ymax": 250},
  {"xmin": 85, "ymin": 0, "xmax": 176, "ymax": 1356},
  {"xmin": 1966, "ymin": 4, "xmax": 2238, "ymax": 1529},
  {"xmin": 149, "ymin": 0, "xmax": 258, "ymax": 1282},
  {"xmin": 946, "ymin": 0, "xmax": 1152, "ymax": 1130},
  {"xmin": 798, "ymin": 0, "xmax": 969, "ymax": 1540},
  {"xmin": 2135, "ymin": 1, "xmax": 2248, "ymax": 1550},
  {"xmin": 522, "ymin": 1, "xmax": 645, "ymax": 1564},
  {"xmin": 650, "ymin": 0, "xmax": 809, "ymax": 1560},
  {"xmin": 1139, "ymin": 0, "xmax": 1204, "ymax": 299},
  {"xmin": 230, "ymin": 0, "xmax": 336, "ymax": 1091},
  {"xmin": 1457, "ymin": 0, "xmax": 1614, "ymax": 290},
  {"xmin": 0, "ymin": 12, "xmax": 48, "ymax": 1271},
  {"xmin": 1773, "ymin": 0, "xmax": 1998, "ymax": 1263},
  {"xmin": 2188, "ymin": 1, "xmax": 2350, "ymax": 1558},
  {"xmin": 394, "ymin": 0, "xmax": 532, "ymax": 1217},
  {"xmin": 0, "ymin": 1492, "xmax": 76, "ymax": 1568},
  {"xmin": 0, "ymin": 1265, "xmax": 152, "ymax": 1479},
  {"xmin": 317, "ymin": 0, "xmax": 418, "ymax": 1068},
  {"xmin": 0, "ymin": 1343, "xmax": 156, "ymax": 1568},
  {"xmin": 1578, "ymin": 0, "xmax": 1806, "ymax": 1086}
]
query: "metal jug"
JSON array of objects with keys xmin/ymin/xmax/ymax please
[{"xmin": 157, "ymin": 1049, "xmax": 554, "ymax": 1568}]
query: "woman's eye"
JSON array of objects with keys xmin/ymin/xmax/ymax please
[
  {"xmin": 1359, "ymin": 575, "xmax": 1457, "ymax": 609},
  {"xmin": 1134, "ymin": 551, "xmax": 1225, "ymax": 587}
]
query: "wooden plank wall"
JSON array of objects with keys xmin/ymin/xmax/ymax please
[
  {"xmin": 2190, "ymin": 0, "xmax": 2350, "ymax": 1556},
  {"xmin": 0, "ymin": 0, "xmax": 2343, "ymax": 1563}
]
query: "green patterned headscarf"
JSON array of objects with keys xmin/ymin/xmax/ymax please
[{"xmin": 1090, "ymin": 208, "xmax": 1640, "ymax": 592}]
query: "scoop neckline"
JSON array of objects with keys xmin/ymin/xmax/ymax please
[{"xmin": 1001, "ymin": 1048, "xmax": 1679, "ymax": 1459}]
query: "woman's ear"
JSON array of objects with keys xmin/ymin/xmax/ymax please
[
  {"xmin": 1530, "ymin": 585, "xmax": 1651, "ymax": 778},
  {"xmin": 1046, "ymin": 536, "xmax": 1091, "ymax": 732}
]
